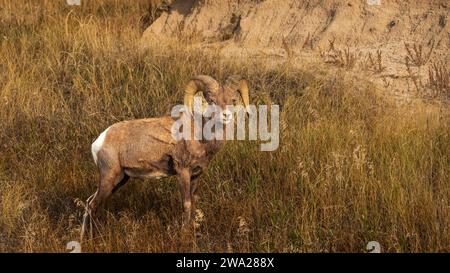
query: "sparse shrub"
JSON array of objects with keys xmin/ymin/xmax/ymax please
[
  {"xmin": 405, "ymin": 56, "xmax": 423, "ymax": 93},
  {"xmin": 326, "ymin": 45, "xmax": 359, "ymax": 70},
  {"xmin": 428, "ymin": 60, "xmax": 450, "ymax": 99},
  {"xmin": 365, "ymin": 49, "xmax": 386, "ymax": 74},
  {"xmin": 403, "ymin": 40, "xmax": 436, "ymax": 95},
  {"xmin": 404, "ymin": 40, "xmax": 435, "ymax": 67}
]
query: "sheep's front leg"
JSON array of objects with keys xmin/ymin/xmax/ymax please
[
  {"xmin": 190, "ymin": 176, "xmax": 200, "ymax": 215},
  {"xmin": 178, "ymin": 168, "xmax": 192, "ymax": 226}
]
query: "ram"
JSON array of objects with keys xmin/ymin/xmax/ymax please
[{"xmin": 81, "ymin": 75, "xmax": 250, "ymax": 240}]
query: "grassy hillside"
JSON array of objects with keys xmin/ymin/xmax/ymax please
[{"xmin": 0, "ymin": 1, "xmax": 449, "ymax": 252}]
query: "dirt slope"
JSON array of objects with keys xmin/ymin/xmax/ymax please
[{"xmin": 141, "ymin": 0, "xmax": 449, "ymax": 99}]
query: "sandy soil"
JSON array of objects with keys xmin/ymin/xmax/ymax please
[{"xmin": 141, "ymin": 0, "xmax": 449, "ymax": 102}]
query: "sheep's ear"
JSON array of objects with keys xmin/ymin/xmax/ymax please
[
  {"xmin": 237, "ymin": 79, "xmax": 250, "ymax": 110},
  {"xmin": 225, "ymin": 75, "xmax": 249, "ymax": 106}
]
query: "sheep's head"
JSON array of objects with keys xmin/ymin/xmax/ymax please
[{"xmin": 183, "ymin": 75, "xmax": 250, "ymax": 124}]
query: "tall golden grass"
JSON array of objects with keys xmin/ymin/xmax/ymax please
[{"xmin": 0, "ymin": 0, "xmax": 449, "ymax": 252}]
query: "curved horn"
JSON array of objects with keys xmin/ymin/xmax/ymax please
[{"xmin": 183, "ymin": 75, "xmax": 220, "ymax": 114}]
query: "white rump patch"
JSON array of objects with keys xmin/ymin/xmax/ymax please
[{"xmin": 91, "ymin": 127, "xmax": 110, "ymax": 164}]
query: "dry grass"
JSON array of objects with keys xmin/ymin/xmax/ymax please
[
  {"xmin": 324, "ymin": 43, "xmax": 359, "ymax": 70},
  {"xmin": 1, "ymin": 1, "xmax": 450, "ymax": 253}
]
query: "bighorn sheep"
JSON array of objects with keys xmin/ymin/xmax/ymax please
[{"xmin": 81, "ymin": 75, "xmax": 250, "ymax": 240}]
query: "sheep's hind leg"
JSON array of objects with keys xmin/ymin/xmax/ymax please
[{"xmin": 80, "ymin": 164, "xmax": 124, "ymax": 241}]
